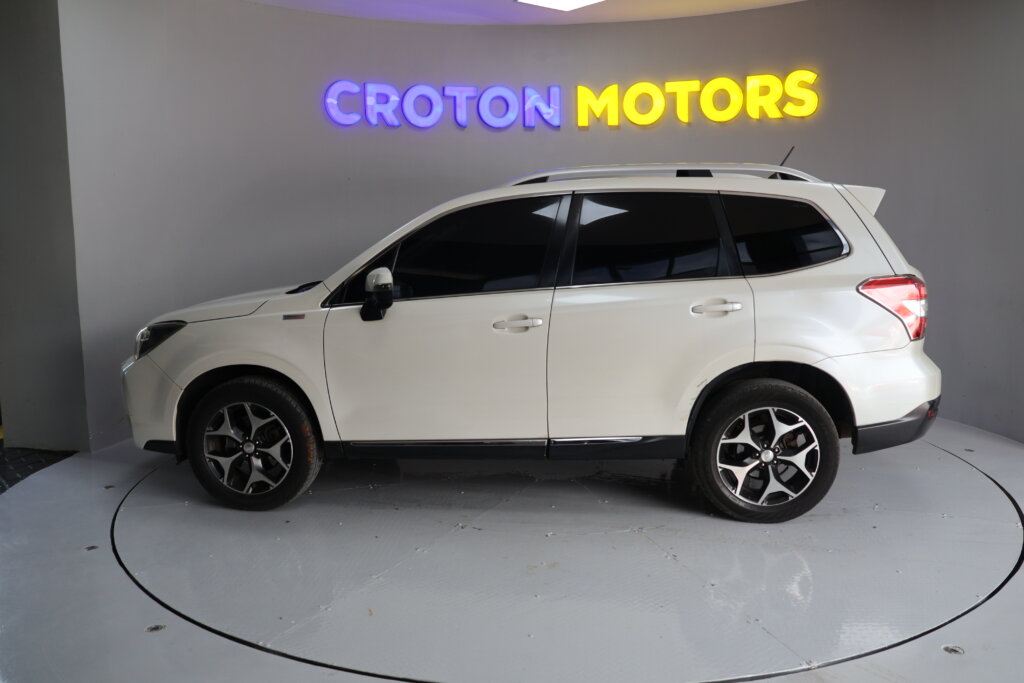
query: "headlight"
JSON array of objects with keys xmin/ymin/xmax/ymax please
[{"xmin": 134, "ymin": 321, "xmax": 186, "ymax": 360}]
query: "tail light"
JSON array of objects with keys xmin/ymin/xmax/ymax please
[{"xmin": 858, "ymin": 275, "xmax": 928, "ymax": 340}]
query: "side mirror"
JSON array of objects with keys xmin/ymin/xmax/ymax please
[{"xmin": 360, "ymin": 267, "xmax": 394, "ymax": 321}]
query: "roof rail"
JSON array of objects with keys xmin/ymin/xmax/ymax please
[{"xmin": 506, "ymin": 163, "xmax": 823, "ymax": 186}]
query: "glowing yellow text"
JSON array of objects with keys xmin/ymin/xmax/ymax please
[
  {"xmin": 577, "ymin": 84, "xmax": 619, "ymax": 127},
  {"xmin": 577, "ymin": 69, "xmax": 820, "ymax": 127}
]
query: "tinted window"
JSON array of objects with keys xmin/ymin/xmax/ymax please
[
  {"xmin": 341, "ymin": 246, "xmax": 398, "ymax": 304},
  {"xmin": 571, "ymin": 193, "xmax": 721, "ymax": 286},
  {"xmin": 722, "ymin": 195, "xmax": 846, "ymax": 275},
  {"xmin": 392, "ymin": 196, "xmax": 559, "ymax": 299}
]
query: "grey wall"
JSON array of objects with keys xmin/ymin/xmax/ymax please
[
  {"xmin": 0, "ymin": 0, "xmax": 90, "ymax": 450},
  {"xmin": 52, "ymin": 0, "xmax": 1023, "ymax": 448}
]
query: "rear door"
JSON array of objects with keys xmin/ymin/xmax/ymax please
[{"xmin": 546, "ymin": 191, "xmax": 755, "ymax": 442}]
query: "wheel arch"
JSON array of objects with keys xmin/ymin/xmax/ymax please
[
  {"xmin": 685, "ymin": 361, "xmax": 855, "ymax": 445},
  {"xmin": 174, "ymin": 365, "xmax": 326, "ymax": 462}
]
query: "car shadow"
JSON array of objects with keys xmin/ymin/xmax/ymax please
[{"xmin": 310, "ymin": 456, "xmax": 715, "ymax": 517}]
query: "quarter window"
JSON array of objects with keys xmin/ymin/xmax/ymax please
[
  {"xmin": 721, "ymin": 195, "xmax": 846, "ymax": 275},
  {"xmin": 391, "ymin": 196, "xmax": 560, "ymax": 299},
  {"xmin": 571, "ymin": 193, "xmax": 722, "ymax": 286}
]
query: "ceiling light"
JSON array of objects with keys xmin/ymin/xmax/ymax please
[{"xmin": 516, "ymin": 0, "xmax": 606, "ymax": 11}]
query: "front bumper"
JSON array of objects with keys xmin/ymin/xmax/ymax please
[
  {"xmin": 853, "ymin": 397, "xmax": 940, "ymax": 454},
  {"xmin": 121, "ymin": 355, "xmax": 182, "ymax": 450}
]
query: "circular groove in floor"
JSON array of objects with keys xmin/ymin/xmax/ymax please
[{"xmin": 112, "ymin": 442, "xmax": 1023, "ymax": 683}]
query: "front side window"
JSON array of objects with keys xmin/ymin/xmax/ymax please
[
  {"xmin": 721, "ymin": 194, "xmax": 846, "ymax": 275},
  {"xmin": 571, "ymin": 192, "xmax": 722, "ymax": 286},
  {"xmin": 391, "ymin": 196, "xmax": 560, "ymax": 299}
]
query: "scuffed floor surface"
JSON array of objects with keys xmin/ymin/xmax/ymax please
[{"xmin": 1, "ymin": 419, "xmax": 1022, "ymax": 683}]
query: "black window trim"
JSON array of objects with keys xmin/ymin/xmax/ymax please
[
  {"xmin": 717, "ymin": 190, "xmax": 852, "ymax": 278},
  {"xmin": 555, "ymin": 189, "xmax": 743, "ymax": 290},
  {"xmin": 322, "ymin": 187, "xmax": 850, "ymax": 307},
  {"xmin": 323, "ymin": 192, "xmax": 571, "ymax": 307}
]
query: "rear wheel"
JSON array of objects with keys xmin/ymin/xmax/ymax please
[
  {"xmin": 186, "ymin": 376, "xmax": 323, "ymax": 510},
  {"xmin": 688, "ymin": 380, "xmax": 839, "ymax": 523}
]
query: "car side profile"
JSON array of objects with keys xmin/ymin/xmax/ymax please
[{"xmin": 121, "ymin": 163, "xmax": 941, "ymax": 522}]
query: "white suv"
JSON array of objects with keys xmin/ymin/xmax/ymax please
[{"xmin": 122, "ymin": 163, "xmax": 940, "ymax": 522}]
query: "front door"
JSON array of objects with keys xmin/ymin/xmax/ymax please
[{"xmin": 324, "ymin": 194, "xmax": 565, "ymax": 447}]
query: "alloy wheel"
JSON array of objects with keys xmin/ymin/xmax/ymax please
[
  {"xmin": 716, "ymin": 406, "xmax": 820, "ymax": 506},
  {"xmin": 203, "ymin": 402, "xmax": 293, "ymax": 495}
]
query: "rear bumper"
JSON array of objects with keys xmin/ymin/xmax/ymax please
[
  {"xmin": 853, "ymin": 397, "xmax": 940, "ymax": 454},
  {"xmin": 814, "ymin": 343, "xmax": 941, "ymax": 427}
]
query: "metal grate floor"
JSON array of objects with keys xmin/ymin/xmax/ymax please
[{"xmin": 0, "ymin": 440, "xmax": 75, "ymax": 493}]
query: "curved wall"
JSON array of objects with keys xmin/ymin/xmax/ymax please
[{"xmin": 53, "ymin": 0, "xmax": 1023, "ymax": 447}]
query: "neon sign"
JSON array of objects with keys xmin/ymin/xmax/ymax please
[
  {"xmin": 325, "ymin": 81, "xmax": 561, "ymax": 129},
  {"xmin": 324, "ymin": 70, "xmax": 818, "ymax": 130}
]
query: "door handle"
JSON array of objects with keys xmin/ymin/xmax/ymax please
[
  {"xmin": 691, "ymin": 302, "xmax": 743, "ymax": 314},
  {"xmin": 493, "ymin": 317, "xmax": 544, "ymax": 330}
]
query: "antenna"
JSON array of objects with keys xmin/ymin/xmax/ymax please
[{"xmin": 779, "ymin": 145, "xmax": 795, "ymax": 167}]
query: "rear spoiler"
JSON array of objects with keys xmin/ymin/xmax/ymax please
[{"xmin": 842, "ymin": 184, "xmax": 885, "ymax": 215}]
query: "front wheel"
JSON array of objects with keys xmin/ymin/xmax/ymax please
[
  {"xmin": 688, "ymin": 380, "xmax": 839, "ymax": 523},
  {"xmin": 186, "ymin": 376, "xmax": 323, "ymax": 510}
]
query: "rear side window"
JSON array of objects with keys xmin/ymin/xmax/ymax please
[
  {"xmin": 571, "ymin": 192, "xmax": 722, "ymax": 286},
  {"xmin": 392, "ymin": 195, "xmax": 560, "ymax": 299},
  {"xmin": 721, "ymin": 195, "xmax": 846, "ymax": 275}
]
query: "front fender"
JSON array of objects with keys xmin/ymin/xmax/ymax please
[{"xmin": 147, "ymin": 310, "xmax": 339, "ymax": 442}]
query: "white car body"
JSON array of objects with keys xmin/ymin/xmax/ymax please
[{"xmin": 121, "ymin": 164, "xmax": 941, "ymax": 517}]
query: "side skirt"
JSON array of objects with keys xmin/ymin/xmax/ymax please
[
  {"xmin": 329, "ymin": 436, "xmax": 685, "ymax": 460},
  {"xmin": 548, "ymin": 435, "xmax": 685, "ymax": 460}
]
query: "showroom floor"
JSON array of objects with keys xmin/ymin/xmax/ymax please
[
  {"xmin": 0, "ymin": 437, "xmax": 74, "ymax": 494},
  {"xmin": 1, "ymin": 419, "xmax": 1020, "ymax": 683}
]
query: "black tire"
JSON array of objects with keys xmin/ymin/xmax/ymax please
[
  {"xmin": 687, "ymin": 380, "xmax": 839, "ymax": 523},
  {"xmin": 186, "ymin": 376, "xmax": 323, "ymax": 510}
]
